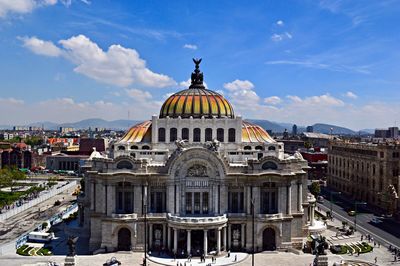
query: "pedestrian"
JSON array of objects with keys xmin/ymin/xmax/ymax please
[
  {"xmin": 361, "ymin": 235, "xmax": 363, "ymax": 241},
  {"xmin": 357, "ymin": 251, "xmax": 360, "ymax": 256},
  {"xmin": 378, "ymin": 242, "xmax": 380, "ymax": 248},
  {"xmin": 228, "ymin": 250, "xmax": 230, "ymax": 258},
  {"xmin": 374, "ymin": 241, "xmax": 376, "ymax": 247},
  {"xmin": 374, "ymin": 257, "xmax": 377, "ymax": 264},
  {"xmin": 234, "ymin": 254, "xmax": 237, "ymax": 261}
]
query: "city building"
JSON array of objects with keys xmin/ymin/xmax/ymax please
[
  {"xmin": 280, "ymin": 140, "xmax": 305, "ymax": 154},
  {"xmin": 292, "ymin": 124, "xmax": 298, "ymax": 136},
  {"xmin": 301, "ymin": 132, "xmax": 333, "ymax": 148},
  {"xmin": 0, "ymin": 142, "xmax": 32, "ymax": 169},
  {"xmin": 374, "ymin": 127, "xmax": 399, "ymax": 139},
  {"xmin": 306, "ymin": 126, "xmax": 313, "ymax": 133},
  {"xmin": 300, "ymin": 148, "xmax": 328, "ymax": 181},
  {"xmin": 80, "ymin": 61, "xmax": 314, "ymax": 255},
  {"xmin": 328, "ymin": 141, "xmax": 400, "ymax": 218}
]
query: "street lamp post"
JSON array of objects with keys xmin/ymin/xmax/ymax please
[
  {"xmin": 354, "ymin": 201, "xmax": 367, "ymax": 232},
  {"xmin": 251, "ymin": 198, "xmax": 255, "ymax": 266},
  {"xmin": 144, "ymin": 182, "xmax": 148, "ymax": 266},
  {"xmin": 329, "ymin": 191, "xmax": 341, "ymax": 219}
]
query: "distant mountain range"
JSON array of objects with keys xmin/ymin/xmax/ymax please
[{"xmin": 1, "ymin": 118, "xmax": 375, "ymax": 135}]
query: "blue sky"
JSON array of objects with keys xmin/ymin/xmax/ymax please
[{"xmin": 0, "ymin": 0, "xmax": 399, "ymax": 129}]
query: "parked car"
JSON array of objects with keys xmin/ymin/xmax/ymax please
[
  {"xmin": 371, "ymin": 217, "xmax": 382, "ymax": 224},
  {"xmin": 348, "ymin": 210, "xmax": 356, "ymax": 216}
]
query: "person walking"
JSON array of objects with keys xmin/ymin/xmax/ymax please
[{"xmin": 374, "ymin": 257, "xmax": 377, "ymax": 264}]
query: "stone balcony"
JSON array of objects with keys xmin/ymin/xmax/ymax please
[
  {"xmin": 167, "ymin": 213, "xmax": 228, "ymax": 228},
  {"xmin": 111, "ymin": 213, "xmax": 138, "ymax": 220},
  {"xmin": 256, "ymin": 213, "xmax": 283, "ymax": 219}
]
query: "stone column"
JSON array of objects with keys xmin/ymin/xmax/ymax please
[
  {"xmin": 149, "ymin": 224, "xmax": 153, "ymax": 249},
  {"xmin": 173, "ymin": 228, "xmax": 178, "ymax": 253},
  {"xmin": 223, "ymin": 226, "xmax": 227, "ymax": 251},
  {"xmin": 297, "ymin": 182, "xmax": 303, "ymax": 212},
  {"xmin": 187, "ymin": 230, "xmax": 191, "ymax": 254},
  {"xmin": 217, "ymin": 229, "xmax": 221, "ymax": 254},
  {"xmin": 162, "ymin": 223, "xmax": 167, "ymax": 248},
  {"xmin": 167, "ymin": 226, "xmax": 171, "ymax": 250},
  {"xmin": 203, "ymin": 230, "xmax": 208, "ymax": 255},
  {"xmin": 227, "ymin": 224, "xmax": 231, "ymax": 250},
  {"xmin": 310, "ymin": 204, "xmax": 315, "ymax": 226},
  {"xmin": 287, "ymin": 184, "xmax": 292, "ymax": 215},
  {"xmin": 241, "ymin": 224, "xmax": 245, "ymax": 248},
  {"xmin": 106, "ymin": 184, "xmax": 115, "ymax": 216}
]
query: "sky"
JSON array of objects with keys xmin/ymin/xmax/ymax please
[{"xmin": 0, "ymin": 0, "xmax": 399, "ymax": 130}]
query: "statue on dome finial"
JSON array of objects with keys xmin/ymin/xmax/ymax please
[{"xmin": 190, "ymin": 58, "xmax": 204, "ymax": 87}]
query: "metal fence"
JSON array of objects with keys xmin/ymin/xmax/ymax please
[{"xmin": 0, "ymin": 180, "xmax": 77, "ymax": 222}]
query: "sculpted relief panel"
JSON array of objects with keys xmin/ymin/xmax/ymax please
[{"xmin": 187, "ymin": 164, "xmax": 208, "ymax": 177}]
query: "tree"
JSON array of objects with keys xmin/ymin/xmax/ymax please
[
  {"xmin": 310, "ymin": 181, "xmax": 321, "ymax": 196},
  {"xmin": 0, "ymin": 167, "xmax": 26, "ymax": 190}
]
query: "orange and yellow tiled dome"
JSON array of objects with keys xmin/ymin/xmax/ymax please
[
  {"xmin": 119, "ymin": 120, "xmax": 152, "ymax": 143},
  {"xmin": 159, "ymin": 88, "xmax": 234, "ymax": 119},
  {"xmin": 242, "ymin": 121, "xmax": 275, "ymax": 143}
]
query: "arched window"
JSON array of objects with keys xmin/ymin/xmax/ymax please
[
  {"xmin": 116, "ymin": 160, "xmax": 133, "ymax": 169},
  {"xmin": 130, "ymin": 152, "xmax": 136, "ymax": 158},
  {"xmin": 193, "ymin": 128, "xmax": 201, "ymax": 142},
  {"xmin": 170, "ymin": 128, "xmax": 177, "ymax": 142},
  {"xmin": 130, "ymin": 145, "xmax": 139, "ymax": 150},
  {"xmin": 116, "ymin": 182, "xmax": 134, "ymax": 214},
  {"xmin": 217, "ymin": 128, "xmax": 224, "ymax": 142},
  {"xmin": 262, "ymin": 161, "xmax": 278, "ymax": 170},
  {"xmin": 118, "ymin": 146, "xmax": 125, "ymax": 151},
  {"xmin": 158, "ymin": 128, "xmax": 165, "ymax": 142},
  {"xmin": 228, "ymin": 128, "xmax": 236, "ymax": 142},
  {"xmin": 268, "ymin": 146, "xmax": 276, "ymax": 151},
  {"xmin": 142, "ymin": 145, "xmax": 150, "ymax": 150},
  {"xmin": 205, "ymin": 128, "xmax": 212, "ymax": 142},
  {"xmin": 255, "ymin": 146, "xmax": 264, "ymax": 150},
  {"xmin": 244, "ymin": 146, "xmax": 252, "ymax": 150},
  {"xmin": 182, "ymin": 128, "xmax": 189, "ymax": 140}
]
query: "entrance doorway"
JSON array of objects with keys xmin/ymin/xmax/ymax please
[
  {"xmin": 118, "ymin": 227, "xmax": 131, "ymax": 251},
  {"xmin": 262, "ymin": 228, "xmax": 276, "ymax": 251},
  {"xmin": 191, "ymin": 230, "xmax": 204, "ymax": 256}
]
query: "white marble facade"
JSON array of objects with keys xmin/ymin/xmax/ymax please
[{"xmin": 80, "ymin": 62, "xmax": 313, "ymax": 255}]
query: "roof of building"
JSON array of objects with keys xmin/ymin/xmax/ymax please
[
  {"xmin": 118, "ymin": 120, "xmax": 275, "ymax": 144},
  {"xmin": 302, "ymin": 132, "xmax": 332, "ymax": 139},
  {"xmin": 159, "ymin": 59, "xmax": 234, "ymax": 119}
]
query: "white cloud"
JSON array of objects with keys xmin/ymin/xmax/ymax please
[
  {"xmin": 264, "ymin": 96, "xmax": 282, "ymax": 105},
  {"xmin": 344, "ymin": 91, "xmax": 358, "ymax": 99},
  {"xmin": 265, "ymin": 59, "xmax": 370, "ymax": 74},
  {"xmin": 0, "ymin": 0, "xmax": 57, "ymax": 18},
  {"xmin": 271, "ymin": 32, "xmax": 292, "ymax": 42},
  {"xmin": 21, "ymin": 34, "xmax": 176, "ymax": 88},
  {"xmin": 179, "ymin": 78, "xmax": 208, "ymax": 89},
  {"xmin": 183, "ymin": 44, "xmax": 198, "ymax": 50},
  {"xmin": 223, "ymin": 79, "xmax": 254, "ymax": 91},
  {"xmin": 287, "ymin": 94, "xmax": 344, "ymax": 106},
  {"xmin": 0, "ymin": 97, "xmax": 24, "ymax": 105},
  {"xmin": 276, "ymin": 20, "xmax": 284, "ymax": 26},
  {"xmin": 125, "ymin": 89, "xmax": 152, "ymax": 102},
  {"xmin": 20, "ymin": 36, "xmax": 62, "ymax": 57}
]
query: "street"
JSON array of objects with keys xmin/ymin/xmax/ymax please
[{"xmin": 317, "ymin": 192, "xmax": 400, "ymax": 249}]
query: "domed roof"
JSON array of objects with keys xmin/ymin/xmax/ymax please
[
  {"xmin": 159, "ymin": 58, "xmax": 234, "ymax": 119},
  {"xmin": 160, "ymin": 88, "xmax": 234, "ymax": 119},
  {"xmin": 242, "ymin": 121, "xmax": 275, "ymax": 143},
  {"xmin": 119, "ymin": 120, "xmax": 152, "ymax": 143}
]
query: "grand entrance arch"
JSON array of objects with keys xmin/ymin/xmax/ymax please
[
  {"xmin": 118, "ymin": 227, "xmax": 131, "ymax": 251},
  {"xmin": 262, "ymin": 228, "xmax": 276, "ymax": 251}
]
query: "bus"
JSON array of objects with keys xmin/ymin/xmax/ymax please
[{"xmin": 27, "ymin": 232, "xmax": 54, "ymax": 243}]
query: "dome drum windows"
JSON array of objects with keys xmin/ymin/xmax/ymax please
[
  {"xmin": 182, "ymin": 128, "xmax": 189, "ymax": 140},
  {"xmin": 158, "ymin": 128, "xmax": 166, "ymax": 142},
  {"xmin": 170, "ymin": 128, "xmax": 178, "ymax": 142},
  {"xmin": 193, "ymin": 128, "xmax": 201, "ymax": 142},
  {"xmin": 217, "ymin": 128, "xmax": 224, "ymax": 142},
  {"xmin": 205, "ymin": 128, "xmax": 212, "ymax": 142},
  {"xmin": 228, "ymin": 128, "xmax": 236, "ymax": 142}
]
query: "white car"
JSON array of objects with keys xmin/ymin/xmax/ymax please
[{"xmin": 371, "ymin": 217, "xmax": 382, "ymax": 224}]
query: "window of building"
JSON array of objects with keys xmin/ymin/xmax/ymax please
[
  {"xmin": 182, "ymin": 128, "xmax": 189, "ymax": 140},
  {"xmin": 255, "ymin": 146, "xmax": 264, "ymax": 150},
  {"xmin": 142, "ymin": 145, "xmax": 150, "ymax": 150},
  {"xmin": 194, "ymin": 192, "xmax": 201, "ymax": 214},
  {"xmin": 205, "ymin": 128, "xmax": 212, "ymax": 142},
  {"xmin": 268, "ymin": 146, "xmax": 276, "ymax": 151},
  {"xmin": 193, "ymin": 128, "xmax": 201, "ymax": 142},
  {"xmin": 260, "ymin": 182, "xmax": 278, "ymax": 214},
  {"xmin": 116, "ymin": 160, "xmax": 133, "ymax": 169},
  {"xmin": 116, "ymin": 182, "xmax": 134, "ymax": 214},
  {"xmin": 217, "ymin": 128, "xmax": 224, "ymax": 142},
  {"xmin": 186, "ymin": 192, "xmax": 192, "ymax": 214},
  {"xmin": 131, "ymin": 145, "xmax": 139, "ymax": 150},
  {"xmin": 244, "ymin": 146, "xmax": 252, "ymax": 150},
  {"xmin": 228, "ymin": 128, "xmax": 236, "ymax": 142},
  {"xmin": 202, "ymin": 192, "xmax": 209, "ymax": 214},
  {"xmin": 170, "ymin": 128, "xmax": 177, "ymax": 142},
  {"xmin": 150, "ymin": 191, "xmax": 166, "ymax": 213},
  {"xmin": 158, "ymin": 128, "xmax": 166, "ymax": 142},
  {"xmin": 118, "ymin": 146, "xmax": 125, "ymax": 151},
  {"xmin": 262, "ymin": 161, "xmax": 278, "ymax": 170},
  {"xmin": 228, "ymin": 191, "xmax": 244, "ymax": 213}
]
